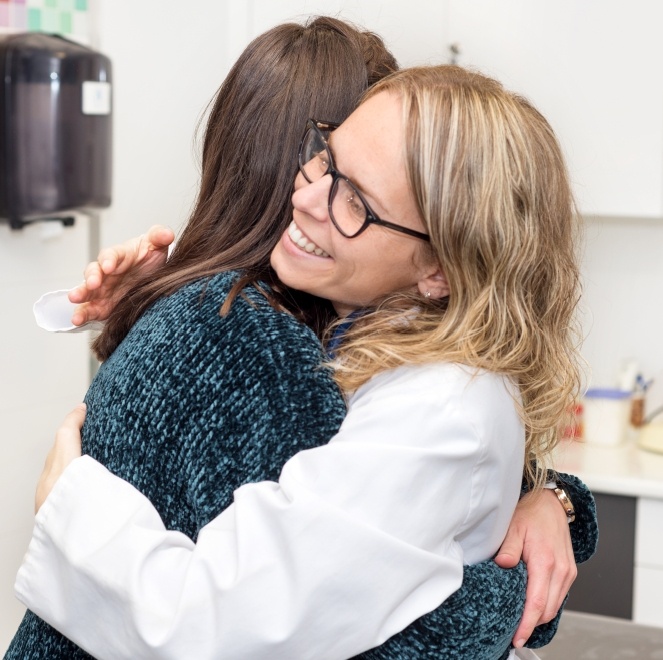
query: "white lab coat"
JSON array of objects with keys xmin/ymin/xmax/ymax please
[{"xmin": 15, "ymin": 362, "xmax": 524, "ymax": 659}]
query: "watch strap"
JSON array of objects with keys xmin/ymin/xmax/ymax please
[{"xmin": 552, "ymin": 485, "xmax": 576, "ymax": 523}]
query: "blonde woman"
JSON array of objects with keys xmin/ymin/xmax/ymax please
[{"xmin": 17, "ymin": 65, "xmax": 592, "ymax": 659}]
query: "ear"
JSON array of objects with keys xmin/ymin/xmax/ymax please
[{"xmin": 417, "ymin": 268, "xmax": 450, "ymax": 300}]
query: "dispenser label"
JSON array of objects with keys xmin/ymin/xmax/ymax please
[{"xmin": 82, "ymin": 81, "xmax": 112, "ymax": 115}]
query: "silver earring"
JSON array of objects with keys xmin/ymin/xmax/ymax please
[{"xmin": 424, "ymin": 291, "xmax": 431, "ymax": 299}]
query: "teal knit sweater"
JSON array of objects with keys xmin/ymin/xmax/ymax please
[{"xmin": 6, "ymin": 271, "xmax": 597, "ymax": 659}]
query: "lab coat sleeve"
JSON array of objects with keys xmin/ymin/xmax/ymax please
[
  {"xmin": 15, "ymin": 365, "xmax": 523, "ymax": 660},
  {"xmin": 33, "ymin": 289, "xmax": 104, "ymax": 333}
]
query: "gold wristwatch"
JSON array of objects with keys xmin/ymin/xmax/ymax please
[{"xmin": 552, "ymin": 485, "xmax": 576, "ymax": 523}]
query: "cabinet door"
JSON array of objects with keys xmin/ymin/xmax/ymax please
[
  {"xmin": 566, "ymin": 492, "xmax": 635, "ymax": 619},
  {"xmin": 449, "ymin": 0, "xmax": 663, "ymax": 218},
  {"xmin": 634, "ymin": 498, "xmax": 663, "ymax": 627}
]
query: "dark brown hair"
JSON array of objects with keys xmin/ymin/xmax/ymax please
[{"xmin": 93, "ymin": 16, "xmax": 397, "ymax": 360}]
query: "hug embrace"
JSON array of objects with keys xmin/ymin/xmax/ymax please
[{"xmin": 9, "ymin": 16, "xmax": 596, "ymax": 660}]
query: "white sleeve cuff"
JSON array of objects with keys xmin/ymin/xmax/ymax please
[{"xmin": 33, "ymin": 289, "xmax": 104, "ymax": 333}]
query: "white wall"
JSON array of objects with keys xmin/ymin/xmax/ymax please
[
  {"xmin": 580, "ymin": 217, "xmax": 663, "ymax": 387},
  {"xmin": 1, "ymin": 0, "xmax": 663, "ymax": 652},
  {"xmin": 0, "ymin": 1, "xmax": 242, "ymax": 650},
  {"xmin": 0, "ymin": 221, "xmax": 91, "ymax": 649},
  {"xmin": 93, "ymin": 1, "xmax": 235, "ymax": 247}
]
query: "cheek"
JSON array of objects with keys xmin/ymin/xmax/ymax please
[{"xmin": 344, "ymin": 245, "xmax": 415, "ymax": 295}]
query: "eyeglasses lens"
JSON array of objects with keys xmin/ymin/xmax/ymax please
[
  {"xmin": 299, "ymin": 125, "xmax": 369, "ymax": 239},
  {"xmin": 331, "ymin": 178, "xmax": 368, "ymax": 237},
  {"xmin": 300, "ymin": 129, "xmax": 330, "ymax": 183}
]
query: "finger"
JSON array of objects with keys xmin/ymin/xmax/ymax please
[
  {"xmin": 538, "ymin": 559, "xmax": 577, "ymax": 625},
  {"xmin": 100, "ymin": 236, "xmax": 152, "ymax": 275},
  {"xmin": 493, "ymin": 529, "xmax": 524, "ymax": 569},
  {"xmin": 70, "ymin": 303, "xmax": 91, "ymax": 326},
  {"xmin": 532, "ymin": 520, "xmax": 577, "ymax": 625},
  {"xmin": 58, "ymin": 402, "xmax": 87, "ymax": 435},
  {"xmin": 95, "ymin": 246, "xmax": 124, "ymax": 275},
  {"xmin": 68, "ymin": 278, "xmax": 96, "ymax": 303},
  {"xmin": 53, "ymin": 405, "xmax": 86, "ymax": 463},
  {"xmin": 512, "ymin": 556, "xmax": 554, "ymax": 647},
  {"xmin": 72, "ymin": 298, "xmax": 115, "ymax": 325},
  {"xmin": 83, "ymin": 260, "xmax": 105, "ymax": 290},
  {"xmin": 145, "ymin": 225, "xmax": 175, "ymax": 249},
  {"xmin": 36, "ymin": 404, "xmax": 86, "ymax": 513}
]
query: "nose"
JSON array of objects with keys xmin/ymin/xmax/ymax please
[{"xmin": 292, "ymin": 170, "xmax": 332, "ymax": 224}]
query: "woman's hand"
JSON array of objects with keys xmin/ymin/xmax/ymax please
[
  {"xmin": 35, "ymin": 404, "xmax": 86, "ymax": 513},
  {"xmin": 494, "ymin": 488, "xmax": 577, "ymax": 648},
  {"xmin": 68, "ymin": 225, "xmax": 175, "ymax": 326}
]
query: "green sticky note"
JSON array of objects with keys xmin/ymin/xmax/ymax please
[
  {"xmin": 75, "ymin": 0, "xmax": 87, "ymax": 10},
  {"xmin": 60, "ymin": 10, "xmax": 72, "ymax": 33},
  {"xmin": 44, "ymin": 0, "xmax": 57, "ymax": 8},
  {"xmin": 27, "ymin": 7, "xmax": 41, "ymax": 30}
]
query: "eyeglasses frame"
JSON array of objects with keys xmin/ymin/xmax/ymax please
[{"xmin": 298, "ymin": 119, "xmax": 431, "ymax": 242}]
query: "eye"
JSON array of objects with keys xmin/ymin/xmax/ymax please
[
  {"xmin": 344, "ymin": 191, "xmax": 365, "ymax": 221},
  {"xmin": 314, "ymin": 150, "xmax": 330, "ymax": 172},
  {"xmin": 302, "ymin": 149, "xmax": 330, "ymax": 181}
]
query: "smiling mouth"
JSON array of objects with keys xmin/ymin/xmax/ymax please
[{"xmin": 288, "ymin": 221, "xmax": 330, "ymax": 257}]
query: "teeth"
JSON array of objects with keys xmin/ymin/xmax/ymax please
[{"xmin": 288, "ymin": 222, "xmax": 329, "ymax": 258}]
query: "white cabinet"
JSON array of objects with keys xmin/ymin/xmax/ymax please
[
  {"xmin": 634, "ymin": 498, "xmax": 663, "ymax": 627},
  {"xmin": 554, "ymin": 440, "xmax": 663, "ymax": 627},
  {"xmin": 237, "ymin": 1, "xmax": 663, "ymax": 218},
  {"xmin": 448, "ymin": 0, "xmax": 663, "ymax": 218},
  {"xmin": 634, "ymin": 567, "xmax": 663, "ymax": 628}
]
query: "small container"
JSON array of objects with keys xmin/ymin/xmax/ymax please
[
  {"xmin": 562, "ymin": 401, "xmax": 584, "ymax": 440},
  {"xmin": 583, "ymin": 388, "xmax": 631, "ymax": 446}
]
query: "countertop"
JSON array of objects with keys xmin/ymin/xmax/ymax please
[{"xmin": 553, "ymin": 438, "xmax": 663, "ymax": 499}]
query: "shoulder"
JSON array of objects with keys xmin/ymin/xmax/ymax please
[
  {"xmin": 122, "ymin": 272, "xmax": 336, "ymax": 405},
  {"xmin": 349, "ymin": 363, "xmax": 521, "ymax": 430},
  {"xmin": 152, "ymin": 272, "xmax": 325, "ymax": 361},
  {"xmin": 341, "ymin": 363, "xmax": 525, "ymax": 506},
  {"xmin": 339, "ymin": 362, "xmax": 525, "ymax": 463},
  {"xmin": 207, "ymin": 273, "xmax": 321, "ymax": 344},
  {"xmin": 193, "ymin": 274, "xmax": 343, "ymax": 412}
]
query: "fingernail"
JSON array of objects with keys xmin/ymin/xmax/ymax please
[{"xmin": 515, "ymin": 639, "xmax": 526, "ymax": 649}]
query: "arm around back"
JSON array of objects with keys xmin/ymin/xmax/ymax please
[{"xmin": 16, "ymin": 363, "xmax": 525, "ymax": 659}]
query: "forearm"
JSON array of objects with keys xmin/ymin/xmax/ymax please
[
  {"xmin": 17, "ymin": 456, "xmax": 461, "ymax": 660},
  {"xmin": 17, "ymin": 365, "xmax": 523, "ymax": 659}
]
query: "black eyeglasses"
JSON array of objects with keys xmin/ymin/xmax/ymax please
[{"xmin": 298, "ymin": 119, "xmax": 430, "ymax": 242}]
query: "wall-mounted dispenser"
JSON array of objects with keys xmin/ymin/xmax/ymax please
[{"xmin": 0, "ymin": 33, "xmax": 112, "ymax": 229}]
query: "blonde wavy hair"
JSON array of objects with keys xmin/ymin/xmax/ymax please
[{"xmin": 330, "ymin": 65, "xmax": 583, "ymax": 488}]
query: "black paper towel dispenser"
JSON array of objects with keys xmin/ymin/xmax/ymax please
[{"xmin": 0, "ymin": 33, "xmax": 112, "ymax": 229}]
